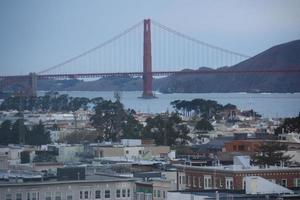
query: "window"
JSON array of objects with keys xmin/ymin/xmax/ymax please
[
  {"xmin": 16, "ymin": 193, "xmax": 22, "ymax": 200},
  {"xmin": 105, "ymin": 190, "xmax": 110, "ymax": 198},
  {"xmin": 127, "ymin": 189, "xmax": 130, "ymax": 197},
  {"xmin": 55, "ymin": 192, "xmax": 61, "ymax": 200},
  {"xmin": 187, "ymin": 176, "xmax": 191, "ymax": 186},
  {"xmin": 281, "ymin": 179, "xmax": 288, "ymax": 187},
  {"xmin": 198, "ymin": 177, "xmax": 201, "ymax": 188},
  {"xmin": 136, "ymin": 192, "xmax": 144, "ymax": 200},
  {"xmin": 122, "ymin": 189, "xmax": 126, "ymax": 198},
  {"xmin": 153, "ymin": 190, "xmax": 156, "ymax": 197},
  {"xmin": 157, "ymin": 190, "xmax": 161, "ymax": 198},
  {"xmin": 233, "ymin": 145, "xmax": 237, "ymax": 151},
  {"xmin": 27, "ymin": 193, "xmax": 30, "ymax": 200},
  {"xmin": 46, "ymin": 192, "xmax": 52, "ymax": 200},
  {"xmin": 80, "ymin": 191, "xmax": 83, "ymax": 199},
  {"xmin": 32, "ymin": 193, "xmax": 38, "ymax": 200},
  {"xmin": 138, "ymin": 150, "xmax": 142, "ymax": 154},
  {"xmin": 95, "ymin": 190, "xmax": 101, "ymax": 199},
  {"xmin": 67, "ymin": 195, "xmax": 73, "ymax": 200},
  {"xmin": 238, "ymin": 145, "xmax": 245, "ymax": 151},
  {"xmin": 163, "ymin": 191, "xmax": 166, "ymax": 198},
  {"xmin": 116, "ymin": 189, "xmax": 121, "ymax": 198},
  {"xmin": 193, "ymin": 176, "xmax": 197, "ymax": 187},
  {"xmin": 5, "ymin": 194, "xmax": 12, "ymax": 200},
  {"xmin": 294, "ymin": 178, "xmax": 300, "ymax": 187},
  {"xmin": 145, "ymin": 193, "xmax": 152, "ymax": 200},
  {"xmin": 204, "ymin": 175, "xmax": 212, "ymax": 189},
  {"xmin": 84, "ymin": 191, "xmax": 89, "ymax": 199},
  {"xmin": 125, "ymin": 150, "xmax": 129, "ymax": 154},
  {"xmin": 225, "ymin": 177, "xmax": 234, "ymax": 189}
]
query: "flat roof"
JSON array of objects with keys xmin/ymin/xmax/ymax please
[
  {"xmin": 175, "ymin": 164, "xmax": 300, "ymax": 173},
  {"xmin": 0, "ymin": 174, "xmax": 136, "ymax": 187}
]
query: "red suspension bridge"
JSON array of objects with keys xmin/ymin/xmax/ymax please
[{"xmin": 0, "ymin": 19, "xmax": 299, "ymax": 97}]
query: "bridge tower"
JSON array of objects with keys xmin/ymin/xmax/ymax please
[
  {"xmin": 28, "ymin": 72, "xmax": 37, "ymax": 97},
  {"xmin": 142, "ymin": 19, "xmax": 155, "ymax": 98}
]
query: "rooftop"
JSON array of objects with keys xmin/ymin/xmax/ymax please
[
  {"xmin": 0, "ymin": 169, "xmax": 135, "ymax": 187},
  {"xmin": 175, "ymin": 164, "xmax": 300, "ymax": 172}
]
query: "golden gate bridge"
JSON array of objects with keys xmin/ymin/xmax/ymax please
[{"xmin": 0, "ymin": 19, "xmax": 299, "ymax": 98}]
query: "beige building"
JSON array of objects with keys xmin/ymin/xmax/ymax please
[{"xmin": 92, "ymin": 145, "xmax": 170, "ymax": 160}]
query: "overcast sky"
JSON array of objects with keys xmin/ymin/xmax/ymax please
[{"xmin": 0, "ymin": 0, "xmax": 299, "ymax": 75}]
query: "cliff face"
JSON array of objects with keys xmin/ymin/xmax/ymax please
[{"xmin": 38, "ymin": 40, "xmax": 300, "ymax": 93}]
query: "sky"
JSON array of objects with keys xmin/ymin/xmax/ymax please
[{"xmin": 0, "ymin": 0, "xmax": 299, "ymax": 75}]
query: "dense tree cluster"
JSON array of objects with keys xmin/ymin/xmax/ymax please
[
  {"xmin": 142, "ymin": 113, "xmax": 190, "ymax": 146},
  {"xmin": 171, "ymin": 99, "xmax": 237, "ymax": 119},
  {"xmin": 0, "ymin": 92, "xmax": 91, "ymax": 112},
  {"xmin": 275, "ymin": 114, "xmax": 300, "ymax": 134},
  {"xmin": 90, "ymin": 100, "xmax": 142, "ymax": 142},
  {"xmin": 0, "ymin": 119, "xmax": 51, "ymax": 145},
  {"xmin": 90, "ymin": 100, "xmax": 190, "ymax": 145}
]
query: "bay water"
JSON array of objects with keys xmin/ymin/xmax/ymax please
[{"xmin": 38, "ymin": 91, "xmax": 300, "ymax": 118}]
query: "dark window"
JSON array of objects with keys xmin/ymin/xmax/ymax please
[
  {"xmin": 127, "ymin": 189, "xmax": 130, "ymax": 197},
  {"xmin": 95, "ymin": 190, "xmax": 101, "ymax": 199},
  {"xmin": 238, "ymin": 145, "xmax": 245, "ymax": 151},
  {"xmin": 116, "ymin": 189, "xmax": 121, "ymax": 198},
  {"xmin": 105, "ymin": 190, "xmax": 110, "ymax": 198}
]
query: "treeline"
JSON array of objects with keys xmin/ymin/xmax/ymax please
[
  {"xmin": 0, "ymin": 120, "xmax": 51, "ymax": 145},
  {"xmin": 90, "ymin": 99, "xmax": 215, "ymax": 145},
  {"xmin": 0, "ymin": 92, "xmax": 99, "ymax": 112},
  {"xmin": 171, "ymin": 99, "xmax": 237, "ymax": 119}
]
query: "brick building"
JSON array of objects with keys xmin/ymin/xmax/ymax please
[
  {"xmin": 176, "ymin": 156, "xmax": 300, "ymax": 191},
  {"xmin": 224, "ymin": 139, "xmax": 263, "ymax": 153}
]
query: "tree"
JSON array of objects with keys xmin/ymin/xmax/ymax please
[
  {"xmin": 195, "ymin": 119, "xmax": 214, "ymax": 133},
  {"xmin": 142, "ymin": 113, "xmax": 190, "ymax": 146},
  {"xmin": 0, "ymin": 120, "xmax": 12, "ymax": 145},
  {"xmin": 11, "ymin": 119, "xmax": 28, "ymax": 144},
  {"xmin": 121, "ymin": 114, "xmax": 143, "ymax": 139},
  {"xmin": 252, "ymin": 142, "xmax": 293, "ymax": 167},
  {"xmin": 20, "ymin": 151, "xmax": 30, "ymax": 163},
  {"xmin": 275, "ymin": 115, "xmax": 300, "ymax": 134},
  {"xmin": 61, "ymin": 131, "xmax": 98, "ymax": 144},
  {"xmin": 90, "ymin": 100, "xmax": 141, "ymax": 142},
  {"xmin": 26, "ymin": 121, "xmax": 51, "ymax": 145}
]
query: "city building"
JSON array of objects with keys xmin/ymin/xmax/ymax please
[
  {"xmin": 0, "ymin": 169, "xmax": 136, "ymax": 200},
  {"xmin": 176, "ymin": 156, "xmax": 300, "ymax": 191}
]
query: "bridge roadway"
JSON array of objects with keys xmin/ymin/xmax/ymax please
[{"xmin": 1, "ymin": 68, "xmax": 300, "ymax": 79}]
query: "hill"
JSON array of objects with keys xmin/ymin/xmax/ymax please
[
  {"xmin": 159, "ymin": 40, "xmax": 300, "ymax": 93},
  {"xmin": 38, "ymin": 40, "xmax": 300, "ymax": 93}
]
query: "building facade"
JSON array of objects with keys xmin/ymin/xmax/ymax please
[
  {"xmin": 0, "ymin": 175, "xmax": 136, "ymax": 200},
  {"xmin": 176, "ymin": 164, "xmax": 300, "ymax": 191}
]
